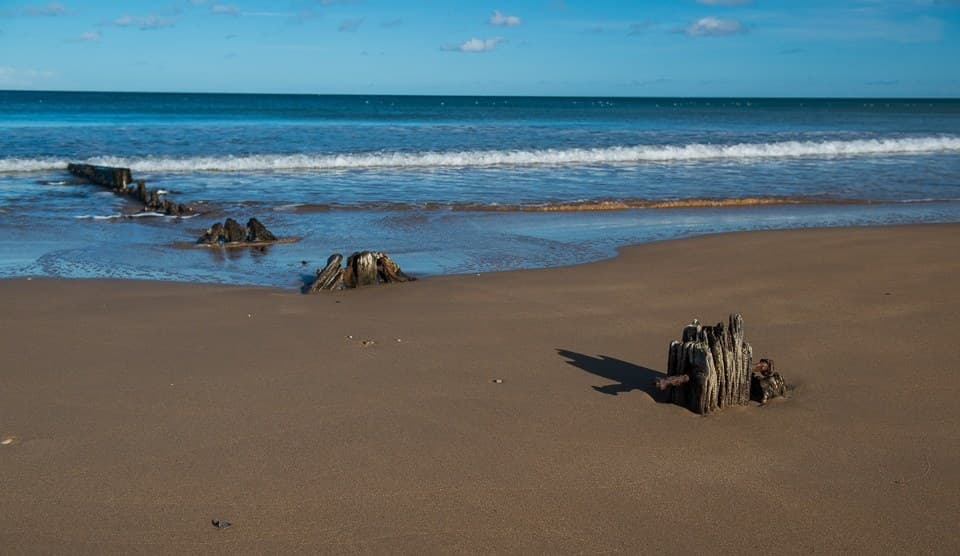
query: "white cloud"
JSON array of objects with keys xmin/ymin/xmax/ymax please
[
  {"xmin": 0, "ymin": 66, "xmax": 55, "ymax": 87},
  {"xmin": 685, "ymin": 16, "xmax": 745, "ymax": 36},
  {"xmin": 443, "ymin": 37, "xmax": 505, "ymax": 52},
  {"xmin": 113, "ymin": 14, "xmax": 177, "ymax": 30},
  {"xmin": 78, "ymin": 31, "xmax": 100, "ymax": 41},
  {"xmin": 210, "ymin": 4, "xmax": 239, "ymax": 16},
  {"xmin": 697, "ymin": 0, "xmax": 753, "ymax": 5},
  {"xmin": 489, "ymin": 10, "xmax": 521, "ymax": 26},
  {"xmin": 21, "ymin": 2, "xmax": 70, "ymax": 16}
]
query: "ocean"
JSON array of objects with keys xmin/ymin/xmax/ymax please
[{"xmin": 2, "ymin": 91, "xmax": 959, "ymax": 288}]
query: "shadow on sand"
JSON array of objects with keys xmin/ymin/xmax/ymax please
[{"xmin": 557, "ymin": 349, "xmax": 667, "ymax": 401}]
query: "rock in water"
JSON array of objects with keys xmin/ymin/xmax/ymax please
[
  {"xmin": 197, "ymin": 222, "xmax": 225, "ymax": 244},
  {"xmin": 223, "ymin": 218, "xmax": 246, "ymax": 243},
  {"xmin": 246, "ymin": 218, "xmax": 277, "ymax": 242}
]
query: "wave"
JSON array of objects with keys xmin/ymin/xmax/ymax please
[
  {"xmin": 75, "ymin": 212, "xmax": 200, "ymax": 220},
  {"xmin": 2, "ymin": 136, "xmax": 959, "ymax": 173},
  {"xmin": 271, "ymin": 196, "xmax": 960, "ymax": 213}
]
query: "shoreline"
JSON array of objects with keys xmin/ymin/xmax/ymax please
[
  {"xmin": 2, "ymin": 220, "xmax": 957, "ymax": 289},
  {"xmin": 2, "ymin": 223, "xmax": 959, "ymax": 552}
]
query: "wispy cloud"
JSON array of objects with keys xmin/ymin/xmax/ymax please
[
  {"xmin": 76, "ymin": 30, "xmax": 100, "ymax": 41},
  {"xmin": 20, "ymin": 2, "xmax": 70, "ymax": 16},
  {"xmin": 338, "ymin": 17, "xmax": 364, "ymax": 32},
  {"xmin": 381, "ymin": 18, "xmax": 402, "ymax": 28},
  {"xmin": 113, "ymin": 14, "xmax": 178, "ymax": 30},
  {"xmin": 489, "ymin": 10, "xmax": 521, "ymax": 26},
  {"xmin": 684, "ymin": 17, "xmax": 746, "ymax": 36},
  {"xmin": 443, "ymin": 37, "xmax": 505, "ymax": 52},
  {"xmin": 0, "ymin": 66, "xmax": 55, "ymax": 87},
  {"xmin": 210, "ymin": 4, "xmax": 239, "ymax": 16}
]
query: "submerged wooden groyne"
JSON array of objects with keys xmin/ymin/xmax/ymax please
[{"xmin": 67, "ymin": 163, "xmax": 192, "ymax": 216}]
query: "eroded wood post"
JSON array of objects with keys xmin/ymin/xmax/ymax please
[{"xmin": 664, "ymin": 314, "xmax": 753, "ymax": 415}]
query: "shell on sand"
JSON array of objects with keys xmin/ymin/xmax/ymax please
[{"xmin": 1, "ymin": 435, "xmax": 19, "ymax": 446}]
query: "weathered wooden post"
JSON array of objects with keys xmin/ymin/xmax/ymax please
[
  {"xmin": 67, "ymin": 163, "xmax": 131, "ymax": 189},
  {"xmin": 658, "ymin": 313, "xmax": 753, "ymax": 414},
  {"xmin": 347, "ymin": 251, "xmax": 379, "ymax": 287},
  {"xmin": 308, "ymin": 254, "xmax": 345, "ymax": 293},
  {"xmin": 305, "ymin": 251, "xmax": 415, "ymax": 292}
]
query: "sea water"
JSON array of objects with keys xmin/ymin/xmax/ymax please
[{"xmin": 1, "ymin": 91, "xmax": 959, "ymax": 287}]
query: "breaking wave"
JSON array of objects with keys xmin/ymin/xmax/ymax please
[
  {"xmin": 3, "ymin": 136, "xmax": 959, "ymax": 173},
  {"xmin": 270, "ymin": 196, "xmax": 960, "ymax": 213}
]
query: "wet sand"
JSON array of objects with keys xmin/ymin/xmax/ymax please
[{"xmin": 1, "ymin": 224, "xmax": 958, "ymax": 553}]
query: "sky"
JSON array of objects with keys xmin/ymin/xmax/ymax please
[{"xmin": 1, "ymin": 0, "xmax": 958, "ymax": 97}]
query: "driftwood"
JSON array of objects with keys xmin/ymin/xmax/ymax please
[
  {"xmin": 196, "ymin": 218, "xmax": 281, "ymax": 246},
  {"xmin": 67, "ymin": 163, "xmax": 192, "ymax": 216},
  {"xmin": 663, "ymin": 314, "xmax": 753, "ymax": 415},
  {"xmin": 306, "ymin": 251, "xmax": 415, "ymax": 292}
]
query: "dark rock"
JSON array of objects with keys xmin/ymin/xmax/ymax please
[
  {"xmin": 246, "ymin": 218, "xmax": 277, "ymax": 242},
  {"xmin": 211, "ymin": 519, "xmax": 232, "ymax": 529},
  {"xmin": 223, "ymin": 218, "xmax": 246, "ymax": 243},
  {"xmin": 197, "ymin": 222, "xmax": 225, "ymax": 244}
]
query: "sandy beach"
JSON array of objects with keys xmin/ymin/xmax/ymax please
[{"xmin": 1, "ymin": 223, "xmax": 958, "ymax": 554}]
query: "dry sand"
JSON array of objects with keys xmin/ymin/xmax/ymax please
[{"xmin": 1, "ymin": 224, "xmax": 958, "ymax": 554}]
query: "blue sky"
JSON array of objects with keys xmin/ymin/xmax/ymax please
[{"xmin": 1, "ymin": 0, "xmax": 958, "ymax": 96}]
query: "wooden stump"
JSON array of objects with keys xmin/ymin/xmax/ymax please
[
  {"xmin": 663, "ymin": 314, "xmax": 753, "ymax": 414},
  {"xmin": 308, "ymin": 254, "xmax": 345, "ymax": 292},
  {"xmin": 376, "ymin": 253, "xmax": 414, "ymax": 283},
  {"xmin": 348, "ymin": 251, "xmax": 379, "ymax": 287},
  {"xmin": 305, "ymin": 251, "xmax": 415, "ymax": 292}
]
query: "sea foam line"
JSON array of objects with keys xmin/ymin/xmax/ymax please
[{"xmin": 2, "ymin": 136, "xmax": 959, "ymax": 173}]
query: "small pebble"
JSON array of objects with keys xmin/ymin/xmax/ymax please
[
  {"xmin": 396, "ymin": 338, "xmax": 402, "ymax": 343},
  {"xmin": 211, "ymin": 519, "xmax": 232, "ymax": 529},
  {"xmin": 347, "ymin": 335, "xmax": 354, "ymax": 340},
  {"xmin": 491, "ymin": 378, "xmax": 503, "ymax": 384},
  {"xmin": 247, "ymin": 314, "xmax": 252, "ymax": 318},
  {"xmin": 361, "ymin": 340, "xmax": 375, "ymax": 347},
  {"xmin": 1, "ymin": 436, "xmax": 18, "ymax": 446}
]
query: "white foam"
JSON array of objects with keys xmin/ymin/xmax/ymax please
[
  {"xmin": 75, "ymin": 212, "xmax": 199, "ymax": 220},
  {"xmin": 3, "ymin": 136, "xmax": 960, "ymax": 173}
]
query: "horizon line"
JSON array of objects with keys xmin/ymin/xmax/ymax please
[{"xmin": 2, "ymin": 89, "xmax": 959, "ymax": 101}]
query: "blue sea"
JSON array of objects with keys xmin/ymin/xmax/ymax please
[{"xmin": 1, "ymin": 91, "xmax": 959, "ymax": 287}]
